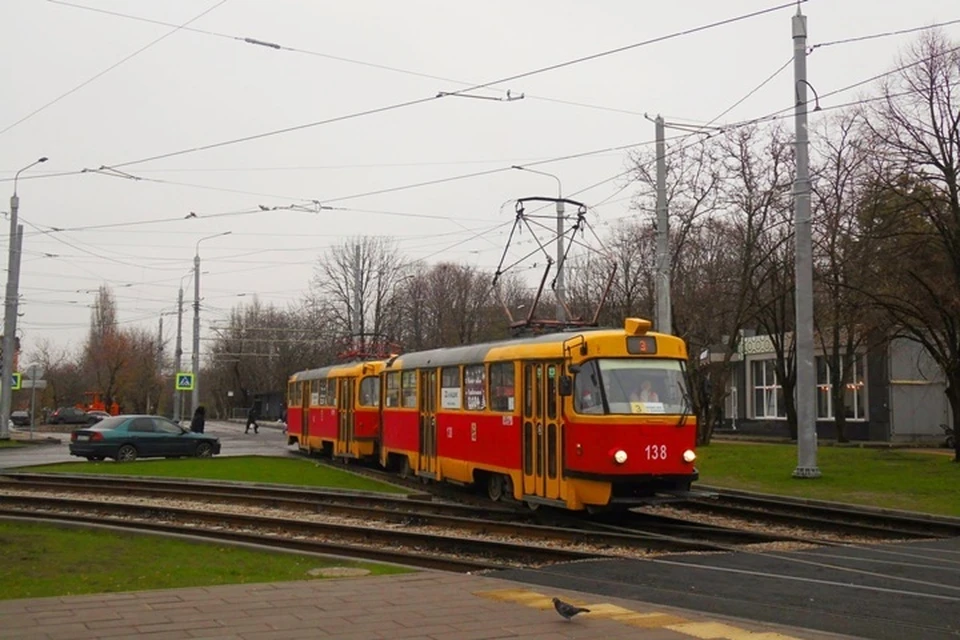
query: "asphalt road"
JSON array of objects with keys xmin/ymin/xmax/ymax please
[{"xmin": 0, "ymin": 419, "xmax": 294, "ymax": 468}]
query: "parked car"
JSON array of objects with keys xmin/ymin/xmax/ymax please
[
  {"xmin": 49, "ymin": 407, "xmax": 90, "ymax": 425},
  {"xmin": 69, "ymin": 415, "xmax": 221, "ymax": 462},
  {"xmin": 85, "ymin": 410, "xmax": 111, "ymax": 424},
  {"xmin": 10, "ymin": 410, "xmax": 29, "ymax": 427}
]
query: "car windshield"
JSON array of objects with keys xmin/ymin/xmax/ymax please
[{"xmin": 573, "ymin": 358, "xmax": 691, "ymax": 415}]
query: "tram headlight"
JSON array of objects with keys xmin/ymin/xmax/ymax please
[
  {"xmin": 683, "ymin": 449, "xmax": 697, "ymax": 463},
  {"xmin": 613, "ymin": 449, "xmax": 628, "ymax": 465}
]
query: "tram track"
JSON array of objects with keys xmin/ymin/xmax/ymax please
[
  {"xmin": 676, "ymin": 486, "xmax": 960, "ymax": 540},
  {"xmin": 0, "ymin": 473, "xmax": 806, "ymax": 555}
]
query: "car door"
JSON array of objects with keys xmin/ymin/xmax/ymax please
[
  {"xmin": 153, "ymin": 417, "xmax": 192, "ymax": 456},
  {"xmin": 127, "ymin": 417, "xmax": 162, "ymax": 456}
]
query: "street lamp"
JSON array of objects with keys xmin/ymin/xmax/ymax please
[
  {"xmin": 511, "ymin": 165, "xmax": 565, "ymax": 323},
  {"xmin": 1, "ymin": 157, "xmax": 47, "ymax": 440},
  {"xmin": 192, "ymin": 232, "xmax": 231, "ymax": 415}
]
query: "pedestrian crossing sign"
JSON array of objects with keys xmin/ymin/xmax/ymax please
[
  {"xmin": 176, "ymin": 372, "xmax": 195, "ymax": 391},
  {"xmin": 10, "ymin": 372, "xmax": 20, "ymax": 391}
]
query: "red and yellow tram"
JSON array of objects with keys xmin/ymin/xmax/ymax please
[
  {"xmin": 287, "ymin": 360, "xmax": 384, "ymax": 460},
  {"xmin": 287, "ymin": 317, "xmax": 698, "ymax": 511}
]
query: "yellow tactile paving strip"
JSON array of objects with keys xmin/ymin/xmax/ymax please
[{"xmin": 475, "ymin": 588, "xmax": 803, "ymax": 639}]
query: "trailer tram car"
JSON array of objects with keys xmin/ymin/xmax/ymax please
[
  {"xmin": 287, "ymin": 360, "xmax": 385, "ymax": 460},
  {"xmin": 377, "ymin": 317, "xmax": 698, "ymax": 511}
]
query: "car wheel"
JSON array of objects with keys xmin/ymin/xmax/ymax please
[
  {"xmin": 195, "ymin": 442, "xmax": 214, "ymax": 458},
  {"xmin": 116, "ymin": 444, "xmax": 138, "ymax": 462}
]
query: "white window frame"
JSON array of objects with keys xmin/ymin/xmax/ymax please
[
  {"xmin": 816, "ymin": 355, "xmax": 867, "ymax": 421},
  {"xmin": 751, "ymin": 359, "xmax": 785, "ymax": 419}
]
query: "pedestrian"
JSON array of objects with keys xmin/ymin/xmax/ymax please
[
  {"xmin": 245, "ymin": 405, "xmax": 259, "ymax": 434},
  {"xmin": 190, "ymin": 405, "xmax": 205, "ymax": 433}
]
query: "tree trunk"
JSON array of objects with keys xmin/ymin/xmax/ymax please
[{"xmin": 947, "ymin": 381, "xmax": 960, "ymax": 463}]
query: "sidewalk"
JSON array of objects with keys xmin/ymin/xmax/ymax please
[{"xmin": 0, "ymin": 570, "xmax": 853, "ymax": 640}]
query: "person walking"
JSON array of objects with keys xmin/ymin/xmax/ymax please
[
  {"xmin": 245, "ymin": 405, "xmax": 259, "ymax": 434},
  {"xmin": 189, "ymin": 405, "xmax": 206, "ymax": 434}
]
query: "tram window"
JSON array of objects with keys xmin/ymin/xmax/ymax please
[
  {"xmin": 385, "ymin": 372, "xmax": 400, "ymax": 407},
  {"xmin": 359, "ymin": 377, "xmax": 380, "ymax": 407},
  {"xmin": 440, "ymin": 367, "xmax": 461, "ymax": 410},
  {"xmin": 524, "ymin": 366, "xmax": 533, "ymax": 418},
  {"xmin": 547, "ymin": 424, "xmax": 557, "ymax": 479},
  {"xmin": 546, "ymin": 365, "xmax": 557, "ymax": 419},
  {"xmin": 523, "ymin": 422, "xmax": 533, "ymax": 474},
  {"xmin": 463, "ymin": 364, "xmax": 486, "ymax": 411},
  {"xmin": 489, "ymin": 362, "xmax": 516, "ymax": 412},
  {"xmin": 288, "ymin": 382, "xmax": 298, "ymax": 406},
  {"xmin": 401, "ymin": 371, "xmax": 418, "ymax": 408},
  {"xmin": 573, "ymin": 361, "xmax": 604, "ymax": 414},
  {"xmin": 323, "ymin": 379, "xmax": 337, "ymax": 406}
]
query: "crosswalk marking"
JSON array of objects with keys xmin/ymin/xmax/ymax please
[{"xmin": 474, "ymin": 588, "xmax": 805, "ymax": 639}]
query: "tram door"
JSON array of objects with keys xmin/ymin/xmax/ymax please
[
  {"xmin": 522, "ymin": 362, "xmax": 563, "ymax": 501},
  {"xmin": 300, "ymin": 381, "xmax": 310, "ymax": 441},
  {"xmin": 336, "ymin": 377, "xmax": 355, "ymax": 456},
  {"xmin": 418, "ymin": 369, "xmax": 438, "ymax": 477}
]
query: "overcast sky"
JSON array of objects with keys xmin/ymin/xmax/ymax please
[{"xmin": 1, "ymin": 0, "xmax": 958, "ymax": 361}]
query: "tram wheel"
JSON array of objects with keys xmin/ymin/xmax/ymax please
[
  {"xmin": 397, "ymin": 456, "xmax": 411, "ymax": 479},
  {"xmin": 487, "ymin": 474, "xmax": 505, "ymax": 502}
]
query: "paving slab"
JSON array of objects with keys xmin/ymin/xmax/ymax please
[{"xmin": 0, "ymin": 570, "xmax": 857, "ymax": 640}]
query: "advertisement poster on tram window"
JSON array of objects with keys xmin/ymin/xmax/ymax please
[
  {"xmin": 464, "ymin": 366, "xmax": 486, "ymax": 410},
  {"xmin": 441, "ymin": 387, "xmax": 461, "ymax": 410}
]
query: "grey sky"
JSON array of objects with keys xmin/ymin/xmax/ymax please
[{"xmin": 2, "ymin": 0, "xmax": 958, "ymax": 359}]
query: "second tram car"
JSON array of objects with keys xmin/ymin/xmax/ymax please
[{"xmin": 287, "ymin": 317, "xmax": 698, "ymax": 511}]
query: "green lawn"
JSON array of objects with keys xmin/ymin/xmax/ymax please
[
  {"xmin": 0, "ymin": 521, "xmax": 410, "ymax": 600},
  {"xmin": 697, "ymin": 442, "xmax": 960, "ymax": 517},
  {"xmin": 18, "ymin": 456, "xmax": 407, "ymax": 493},
  {"xmin": 0, "ymin": 439, "xmax": 23, "ymax": 449}
]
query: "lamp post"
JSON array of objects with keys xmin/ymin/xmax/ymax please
[
  {"xmin": 511, "ymin": 166, "xmax": 565, "ymax": 323},
  {"xmin": 192, "ymin": 232, "xmax": 231, "ymax": 415},
  {"xmin": 1, "ymin": 157, "xmax": 47, "ymax": 440}
]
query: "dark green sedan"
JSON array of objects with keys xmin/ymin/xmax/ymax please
[{"xmin": 69, "ymin": 415, "xmax": 221, "ymax": 462}]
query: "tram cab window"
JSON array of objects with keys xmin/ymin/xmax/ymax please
[
  {"xmin": 359, "ymin": 377, "xmax": 380, "ymax": 407},
  {"xmin": 575, "ymin": 359, "xmax": 690, "ymax": 415},
  {"xmin": 573, "ymin": 361, "xmax": 604, "ymax": 414}
]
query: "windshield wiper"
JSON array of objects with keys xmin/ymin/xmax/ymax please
[{"xmin": 676, "ymin": 380, "xmax": 692, "ymax": 428}]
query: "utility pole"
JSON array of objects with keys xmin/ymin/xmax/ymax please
[
  {"xmin": 1, "ymin": 157, "xmax": 47, "ymax": 440},
  {"xmin": 173, "ymin": 285, "xmax": 184, "ymax": 423},
  {"xmin": 193, "ymin": 232, "xmax": 231, "ymax": 416},
  {"xmin": 791, "ymin": 7, "xmax": 820, "ymax": 479},
  {"xmin": 654, "ymin": 114, "xmax": 671, "ymax": 335},
  {"xmin": 353, "ymin": 244, "xmax": 362, "ymax": 352}
]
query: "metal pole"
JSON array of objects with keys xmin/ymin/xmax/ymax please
[
  {"xmin": 354, "ymin": 244, "xmax": 362, "ymax": 351},
  {"xmin": 654, "ymin": 115, "xmax": 672, "ymax": 335},
  {"xmin": 792, "ymin": 8, "xmax": 820, "ymax": 479},
  {"xmin": 173, "ymin": 285, "xmax": 183, "ymax": 423},
  {"xmin": 29, "ymin": 365, "xmax": 36, "ymax": 440},
  {"xmin": 192, "ymin": 252, "xmax": 200, "ymax": 414},
  {"xmin": 192, "ymin": 232, "xmax": 230, "ymax": 416},
  {"xmin": 2, "ymin": 157, "xmax": 46, "ymax": 440}
]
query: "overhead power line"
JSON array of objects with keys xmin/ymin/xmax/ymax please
[
  {"xmin": 0, "ymin": 0, "xmax": 229, "ymax": 137},
  {"xmin": 103, "ymin": 0, "xmax": 806, "ymax": 169}
]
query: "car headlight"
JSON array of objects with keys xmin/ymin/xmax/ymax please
[
  {"xmin": 683, "ymin": 449, "xmax": 696, "ymax": 463},
  {"xmin": 613, "ymin": 449, "xmax": 628, "ymax": 464}
]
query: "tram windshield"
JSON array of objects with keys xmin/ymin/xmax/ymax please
[{"xmin": 573, "ymin": 358, "xmax": 691, "ymax": 415}]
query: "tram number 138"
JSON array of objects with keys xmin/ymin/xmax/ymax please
[{"xmin": 644, "ymin": 444, "xmax": 668, "ymax": 460}]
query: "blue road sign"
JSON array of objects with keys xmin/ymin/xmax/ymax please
[
  {"xmin": 175, "ymin": 372, "xmax": 195, "ymax": 391},
  {"xmin": 11, "ymin": 372, "xmax": 20, "ymax": 391}
]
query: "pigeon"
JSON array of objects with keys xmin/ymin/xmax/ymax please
[{"xmin": 552, "ymin": 597, "xmax": 590, "ymax": 621}]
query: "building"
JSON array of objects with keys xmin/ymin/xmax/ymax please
[{"xmin": 717, "ymin": 334, "xmax": 950, "ymax": 443}]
